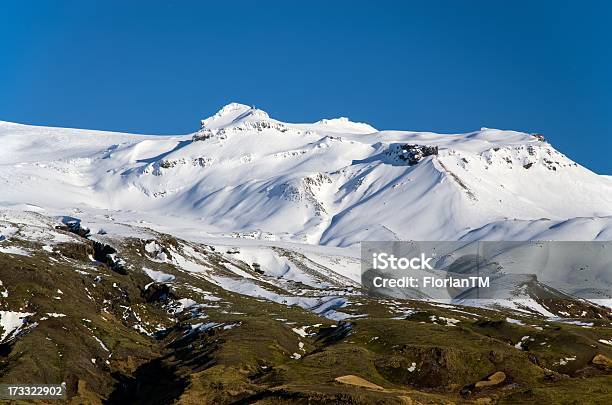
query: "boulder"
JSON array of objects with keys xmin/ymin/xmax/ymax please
[
  {"xmin": 474, "ymin": 371, "xmax": 506, "ymax": 388},
  {"xmin": 592, "ymin": 354, "xmax": 612, "ymax": 368}
]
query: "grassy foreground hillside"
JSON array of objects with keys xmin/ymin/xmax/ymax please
[{"xmin": 0, "ymin": 213, "xmax": 611, "ymax": 404}]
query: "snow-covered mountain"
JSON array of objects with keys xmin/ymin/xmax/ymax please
[
  {"xmin": 1, "ymin": 102, "xmax": 612, "ymax": 311},
  {"xmin": 2, "ymin": 104, "xmax": 612, "ymax": 402},
  {"xmin": 1, "ymin": 102, "xmax": 612, "ymax": 248}
]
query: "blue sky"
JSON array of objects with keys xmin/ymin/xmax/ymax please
[{"xmin": 1, "ymin": 1, "xmax": 611, "ymax": 173}]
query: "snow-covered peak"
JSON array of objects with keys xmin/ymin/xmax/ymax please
[
  {"xmin": 200, "ymin": 102, "xmax": 271, "ymax": 130},
  {"xmin": 312, "ymin": 117, "xmax": 377, "ymax": 134},
  {"xmin": 199, "ymin": 103, "xmax": 377, "ymax": 135}
]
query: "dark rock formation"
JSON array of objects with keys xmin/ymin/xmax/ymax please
[{"xmin": 398, "ymin": 144, "xmax": 439, "ymax": 165}]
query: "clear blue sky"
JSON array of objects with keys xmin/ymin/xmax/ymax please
[{"xmin": 1, "ymin": 1, "xmax": 611, "ymax": 173}]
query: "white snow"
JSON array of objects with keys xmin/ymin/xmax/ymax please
[
  {"xmin": 143, "ymin": 268, "xmax": 175, "ymax": 283},
  {"xmin": 191, "ymin": 322, "xmax": 221, "ymax": 332},
  {"xmin": 429, "ymin": 315, "xmax": 460, "ymax": 327},
  {"xmin": 0, "ymin": 245, "xmax": 31, "ymax": 256},
  {"xmin": 46, "ymin": 313, "xmax": 66, "ymax": 318},
  {"xmin": 558, "ymin": 356, "xmax": 576, "ymax": 365},
  {"xmin": 506, "ymin": 317, "xmax": 525, "ymax": 326},
  {"xmin": 0, "ymin": 311, "xmax": 34, "ymax": 342},
  {"xmin": 0, "ymin": 280, "xmax": 7, "ymax": 298},
  {"xmin": 92, "ymin": 335, "xmax": 109, "ymax": 352},
  {"xmin": 515, "ymin": 335, "xmax": 530, "ymax": 350},
  {"xmin": 552, "ymin": 319, "xmax": 594, "ymax": 327},
  {"xmin": 170, "ymin": 298, "xmax": 198, "ymax": 313},
  {"xmin": 292, "ymin": 326, "xmax": 310, "ymax": 338}
]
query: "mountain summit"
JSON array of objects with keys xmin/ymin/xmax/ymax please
[{"xmin": 200, "ymin": 102, "xmax": 270, "ymax": 130}]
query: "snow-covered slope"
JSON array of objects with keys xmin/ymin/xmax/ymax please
[{"xmin": 1, "ymin": 102, "xmax": 611, "ymax": 248}]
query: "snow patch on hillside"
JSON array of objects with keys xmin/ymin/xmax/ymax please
[{"xmin": 0, "ymin": 311, "xmax": 34, "ymax": 342}]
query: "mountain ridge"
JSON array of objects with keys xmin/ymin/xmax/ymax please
[{"xmin": 1, "ymin": 103, "xmax": 611, "ymax": 248}]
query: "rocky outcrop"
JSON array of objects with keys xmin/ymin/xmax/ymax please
[
  {"xmin": 57, "ymin": 217, "xmax": 90, "ymax": 238},
  {"xmin": 92, "ymin": 241, "xmax": 127, "ymax": 275},
  {"xmin": 388, "ymin": 144, "xmax": 439, "ymax": 165},
  {"xmin": 481, "ymin": 144, "xmax": 575, "ymax": 171},
  {"xmin": 192, "ymin": 120, "xmax": 289, "ymax": 142},
  {"xmin": 142, "ymin": 283, "xmax": 176, "ymax": 303},
  {"xmin": 272, "ymin": 173, "xmax": 331, "ymax": 216},
  {"xmin": 192, "ymin": 128, "xmax": 219, "ymax": 141},
  {"xmin": 401, "ymin": 144, "xmax": 438, "ymax": 165}
]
